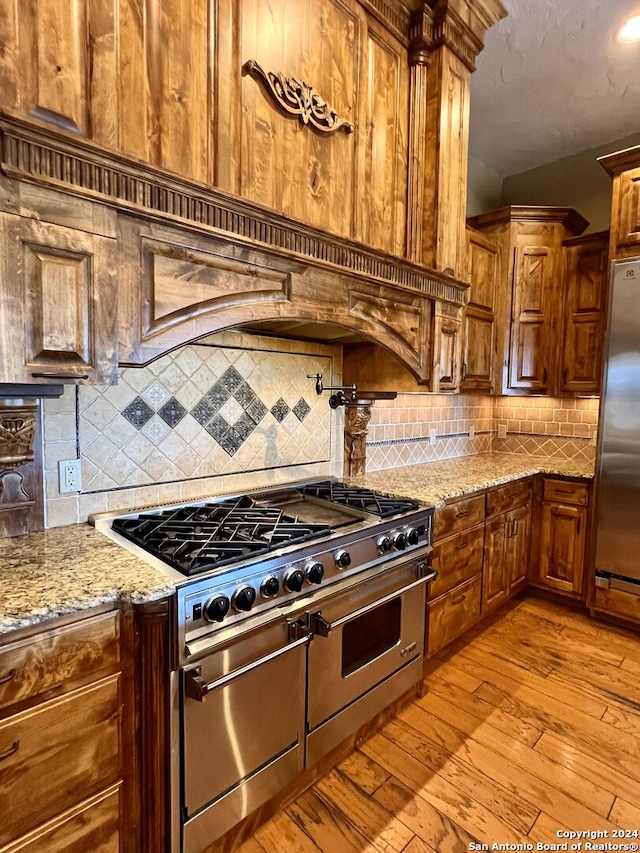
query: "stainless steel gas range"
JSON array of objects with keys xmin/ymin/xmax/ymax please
[{"xmin": 93, "ymin": 479, "xmax": 435, "ymax": 853}]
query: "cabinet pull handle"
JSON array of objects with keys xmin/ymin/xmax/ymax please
[
  {"xmin": 514, "ymin": 519, "xmax": 519, "ymax": 536},
  {"xmin": 455, "ymin": 540, "xmax": 469, "ymax": 550},
  {"xmin": 451, "ymin": 594, "xmax": 467, "ymax": 605},
  {"xmin": 462, "ymin": 362, "xmax": 468, "ymax": 381},
  {"xmin": 0, "ymin": 740, "xmax": 19, "ymax": 762},
  {"xmin": 563, "ymin": 367, "xmax": 569, "ymax": 385},
  {"xmin": 577, "ymin": 517, "xmax": 581, "ymax": 534},
  {"xmin": 456, "ymin": 510, "xmax": 470, "ymax": 518},
  {"xmin": 31, "ymin": 372, "xmax": 89, "ymax": 380},
  {"xmin": 0, "ymin": 669, "xmax": 16, "ymax": 686},
  {"xmin": 554, "ymin": 487, "xmax": 574, "ymax": 495}
]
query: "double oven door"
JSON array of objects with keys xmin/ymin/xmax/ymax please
[{"xmin": 180, "ymin": 546, "xmax": 433, "ymax": 853}]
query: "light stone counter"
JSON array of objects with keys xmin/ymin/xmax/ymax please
[
  {"xmin": 0, "ymin": 452, "xmax": 594, "ymax": 636},
  {"xmin": 0, "ymin": 524, "xmax": 174, "ymax": 635},
  {"xmin": 348, "ymin": 452, "xmax": 594, "ymax": 508}
]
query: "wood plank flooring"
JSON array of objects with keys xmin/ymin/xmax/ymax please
[{"xmin": 238, "ymin": 595, "xmax": 640, "ymax": 853}]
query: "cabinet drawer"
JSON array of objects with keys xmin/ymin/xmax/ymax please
[
  {"xmin": 0, "ymin": 675, "xmax": 121, "ymax": 845},
  {"xmin": 592, "ymin": 585, "xmax": 640, "ymax": 624},
  {"xmin": 426, "ymin": 575, "xmax": 482, "ymax": 657},
  {"xmin": 486, "ymin": 478, "xmax": 533, "ymax": 517},
  {"xmin": 1, "ymin": 784, "xmax": 121, "ymax": 853},
  {"xmin": 0, "ymin": 611, "xmax": 119, "ymax": 713},
  {"xmin": 429, "ymin": 524, "xmax": 485, "ymax": 598},
  {"xmin": 433, "ymin": 495, "xmax": 485, "ymax": 541},
  {"xmin": 543, "ymin": 478, "xmax": 589, "ymax": 505}
]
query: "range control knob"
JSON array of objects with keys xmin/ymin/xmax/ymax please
[
  {"xmin": 203, "ymin": 594, "xmax": 230, "ymax": 623},
  {"xmin": 335, "ymin": 550, "xmax": 352, "ymax": 569},
  {"xmin": 305, "ymin": 562, "xmax": 324, "ymax": 585},
  {"xmin": 406, "ymin": 527, "xmax": 420, "ymax": 546},
  {"xmin": 260, "ymin": 576, "xmax": 280, "ymax": 599},
  {"xmin": 393, "ymin": 531, "xmax": 408, "ymax": 551},
  {"xmin": 232, "ymin": 586, "xmax": 256, "ymax": 612},
  {"xmin": 285, "ymin": 569, "xmax": 305, "ymax": 593},
  {"xmin": 376, "ymin": 535, "xmax": 392, "ymax": 554}
]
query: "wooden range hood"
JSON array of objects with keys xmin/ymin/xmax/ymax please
[{"xmin": 0, "ymin": 0, "xmax": 506, "ymax": 390}]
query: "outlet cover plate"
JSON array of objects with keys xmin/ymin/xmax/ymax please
[
  {"xmin": 497, "ymin": 424, "xmax": 507, "ymax": 440},
  {"xmin": 59, "ymin": 459, "xmax": 81, "ymax": 494}
]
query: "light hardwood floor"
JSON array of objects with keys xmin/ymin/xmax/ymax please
[{"xmin": 238, "ymin": 594, "xmax": 640, "ymax": 853}]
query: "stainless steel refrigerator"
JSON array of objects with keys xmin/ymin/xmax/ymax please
[{"xmin": 595, "ymin": 256, "xmax": 640, "ymax": 595}]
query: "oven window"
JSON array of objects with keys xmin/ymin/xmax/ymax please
[{"xmin": 342, "ymin": 598, "xmax": 401, "ymax": 676}]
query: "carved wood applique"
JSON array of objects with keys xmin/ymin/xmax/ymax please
[
  {"xmin": 242, "ymin": 60, "xmax": 354, "ymax": 135},
  {"xmin": 0, "ymin": 405, "xmax": 37, "ymax": 469},
  {"xmin": 344, "ymin": 402, "xmax": 373, "ymax": 478}
]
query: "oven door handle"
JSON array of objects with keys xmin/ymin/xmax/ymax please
[
  {"xmin": 311, "ymin": 570, "xmax": 436, "ymax": 638},
  {"xmin": 184, "ymin": 631, "xmax": 311, "ymax": 702}
]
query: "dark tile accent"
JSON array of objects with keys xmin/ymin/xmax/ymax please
[
  {"xmin": 233, "ymin": 412, "xmax": 257, "ymax": 442},
  {"xmin": 121, "ymin": 396, "xmax": 154, "ymax": 430},
  {"xmin": 206, "ymin": 381, "xmax": 231, "ymax": 412},
  {"xmin": 271, "ymin": 398, "xmax": 290, "ymax": 422},
  {"xmin": 219, "ymin": 429, "xmax": 243, "ymax": 456},
  {"xmin": 234, "ymin": 382, "xmax": 255, "ymax": 408},
  {"xmin": 220, "ymin": 366, "xmax": 243, "ymax": 392},
  {"xmin": 191, "ymin": 398, "xmax": 215, "ymax": 426},
  {"xmin": 205, "ymin": 415, "xmax": 230, "ymax": 442},
  {"xmin": 158, "ymin": 397, "xmax": 187, "ymax": 428},
  {"xmin": 246, "ymin": 398, "xmax": 268, "ymax": 424},
  {"xmin": 293, "ymin": 398, "xmax": 311, "ymax": 421}
]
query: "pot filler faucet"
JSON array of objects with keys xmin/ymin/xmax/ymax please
[{"xmin": 307, "ymin": 372, "xmax": 357, "ymax": 408}]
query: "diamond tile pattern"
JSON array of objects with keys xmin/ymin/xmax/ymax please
[
  {"xmin": 79, "ymin": 344, "xmax": 333, "ymax": 489},
  {"xmin": 121, "ymin": 396, "xmax": 154, "ymax": 430}
]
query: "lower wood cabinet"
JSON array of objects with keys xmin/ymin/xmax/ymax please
[
  {"xmin": 536, "ymin": 478, "xmax": 588, "ymax": 597},
  {"xmin": 482, "ymin": 480, "xmax": 532, "ymax": 614},
  {"xmin": 0, "ymin": 608, "xmax": 128, "ymax": 852}
]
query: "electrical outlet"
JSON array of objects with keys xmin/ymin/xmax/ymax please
[
  {"xmin": 469, "ymin": 425, "xmax": 476, "ymax": 440},
  {"xmin": 59, "ymin": 459, "xmax": 81, "ymax": 494},
  {"xmin": 591, "ymin": 427, "xmax": 598, "ymax": 447},
  {"xmin": 497, "ymin": 424, "xmax": 507, "ymax": 440},
  {"xmin": 429, "ymin": 428, "xmax": 438, "ymax": 444}
]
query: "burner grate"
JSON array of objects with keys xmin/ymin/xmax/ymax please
[
  {"xmin": 300, "ymin": 481, "xmax": 420, "ymax": 519},
  {"xmin": 112, "ymin": 495, "xmax": 332, "ymax": 575}
]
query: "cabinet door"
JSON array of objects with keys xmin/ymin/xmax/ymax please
[
  {"xmin": 507, "ymin": 503, "xmax": 531, "ymax": 593},
  {"xmin": 539, "ymin": 502, "xmax": 586, "ymax": 596},
  {"xmin": 463, "ymin": 228, "xmax": 498, "ymax": 392},
  {"xmin": 432, "ymin": 314, "xmax": 462, "ymax": 392},
  {"xmin": 0, "ymin": 215, "xmax": 117, "ymax": 384},
  {"xmin": 482, "ymin": 515, "xmax": 509, "ymax": 613},
  {"xmin": 508, "ymin": 243, "xmax": 556, "ymax": 391},
  {"xmin": 559, "ymin": 233, "xmax": 608, "ymax": 394}
]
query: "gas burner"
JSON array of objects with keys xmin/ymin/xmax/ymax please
[
  {"xmin": 112, "ymin": 495, "xmax": 332, "ymax": 576},
  {"xmin": 300, "ymin": 481, "xmax": 420, "ymax": 518}
]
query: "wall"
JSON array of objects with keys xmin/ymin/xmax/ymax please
[
  {"xmin": 466, "ymin": 156, "xmax": 503, "ymax": 218},
  {"xmin": 499, "ymin": 132, "xmax": 640, "ymax": 232},
  {"xmin": 365, "ymin": 394, "xmax": 598, "ymax": 472},
  {"xmin": 42, "ymin": 331, "xmax": 344, "ymax": 527}
]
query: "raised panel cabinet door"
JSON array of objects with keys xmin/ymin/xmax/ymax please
[
  {"xmin": 559, "ymin": 233, "xmax": 608, "ymax": 394},
  {"xmin": 431, "ymin": 313, "xmax": 462, "ymax": 392},
  {"xmin": 539, "ymin": 502, "xmax": 587, "ymax": 596},
  {"xmin": 482, "ymin": 514, "xmax": 509, "ymax": 613},
  {"xmin": 467, "ymin": 227, "xmax": 498, "ymax": 312},
  {"xmin": 1, "ymin": 215, "xmax": 117, "ymax": 384},
  {"xmin": 614, "ymin": 165, "xmax": 640, "ymax": 249},
  {"xmin": 508, "ymin": 243, "xmax": 556, "ymax": 391},
  {"xmin": 462, "ymin": 308, "xmax": 494, "ymax": 391},
  {"xmin": 507, "ymin": 503, "xmax": 531, "ymax": 593}
]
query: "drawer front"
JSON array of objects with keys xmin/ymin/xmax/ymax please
[
  {"xmin": 433, "ymin": 495, "xmax": 485, "ymax": 541},
  {"xmin": 0, "ymin": 611, "xmax": 119, "ymax": 713},
  {"xmin": 543, "ymin": 478, "xmax": 589, "ymax": 506},
  {"xmin": 1, "ymin": 784, "xmax": 121, "ymax": 853},
  {"xmin": 429, "ymin": 524, "xmax": 485, "ymax": 599},
  {"xmin": 486, "ymin": 478, "xmax": 533, "ymax": 517},
  {"xmin": 426, "ymin": 575, "xmax": 482, "ymax": 657},
  {"xmin": 592, "ymin": 585, "xmax": 640, "ymax": 623},
  {"xmin": 0, "ymin": 675, "xmax": 121, "ymax": 846}
]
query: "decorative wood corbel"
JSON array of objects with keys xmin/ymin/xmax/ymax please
[
  {"xmin": 242, "ymin": 60, "xmax": 354, "ymax": 135},
  {"xmin": 0, "ymin": 404, "xmax": 37, "ymax": 469},
  {"xmin": 343, "ymin": 402, "xmax": 373, "ymax": 478}
]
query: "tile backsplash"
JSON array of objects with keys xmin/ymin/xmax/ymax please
[{"xmin": 43, "ymin": 332, "xmax": 344, "ymax": 526}]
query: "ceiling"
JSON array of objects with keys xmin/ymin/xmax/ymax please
[{"xmin": 469, "ymin": 0, "xmax": 640, "ymax": 177}]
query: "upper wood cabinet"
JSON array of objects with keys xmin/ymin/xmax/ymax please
[
  {"xmin": 462, "ymin": 226, "xmax": 499, "ymax": 392},
  {"xmin": 599, "ymin": 144, "xmax": 640, "ymax": 260},
  {"xmin": 559, "ymin": 231, "xmax": 608, "ymax": 395},
  {"xmin": 467, "ymin": 206, "xmax": 590, "ymax": 396},
  {"xmin": 0, "ymin": 205, "xmax": 118, "ymax": 385}
]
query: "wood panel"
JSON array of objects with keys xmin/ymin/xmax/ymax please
[
  {"xmin": 486, "ymin": 478, "xmax": 532, "ymax": 518},
  {"xmin": 538, "ymin": 502, "xmax": 586, "ymax": 596},
  {"xmin": 432, "ymin": 494, "xmax": 485, "ymax": 541},
  {"xmin": 429, "ymin": 524, "xmax": 484, "ymax": 599},
  {"xmin": 426, "ymin": 575, "xmax": 482, "ymax": 657}
]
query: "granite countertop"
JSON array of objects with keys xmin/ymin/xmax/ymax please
[
  {"xmin": 348, "ymin": 452, "xmax": 594, "ymax": 508},
  {"xmin": 0, "ymin": 524, "xmax": 174, "ymax": 635},
  {"xmin": 0, "ymin": 452, "xmax": 594, "ymax": 636}
]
